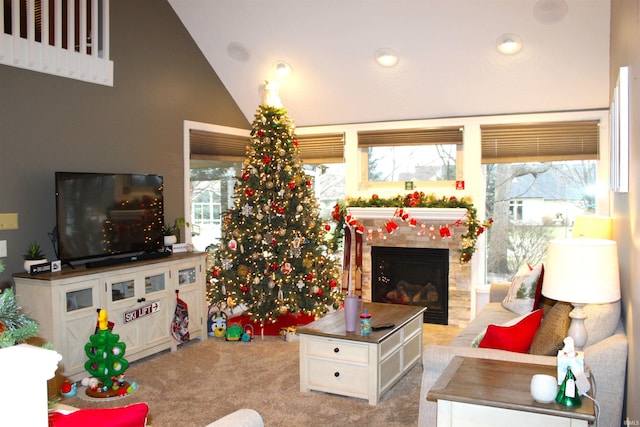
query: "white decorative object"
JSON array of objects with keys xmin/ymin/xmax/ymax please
[
  {"xmin": 530, "ymin": 374, "xmax": 558, "ymax": 403},
  {"xmin": 0, "ymin": 344, "xmax": 62, "ymax": 426}
]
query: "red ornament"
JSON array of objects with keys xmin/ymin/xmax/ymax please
[
  {"xmin": 241, "ymin": 285, "xmax": 248, "ymax": 293},
  {"xmin": 262, "ymin": 156, "xmax": 271, "ymax": 164},
  {"xmin": 292, "ymin": 139, "xmax": 299, "ymax": 146},
  {"xmin": 317, "ymin": 289, "xmax": 323, "ymax": 296},
  {"xmin": 305, "ymin": 180, "xmax": 312, "ymax": 187},
  {"xmin": 270, "ymin": 263, "xmax": 279, "ymax": 271},
  {"xmin": 242, "ymin": 172, "xmax": 249, "ymax": 181},
  {"xmin": 325, "ymin": 224, "xmax": 331, "ymax": 231},
  {"xmin": 306, "ymin": 273, "xmax": 314, "ymax": 281},
  {"xmin": 245, "ymin": 188, "xmax": 254, "ymax": 197},
  {"xmin": 213, "ymin": 268, "xmax": 220, "ymax": 278},
  {"xmin": 329, "ymin": 279, "xmax": 337, "ymax": 288},
  {"xmin": 372, "ymin": 194, "xmax": 379, "ymax": 199},
  {"xmin": 288, "ymin": 181, "xmax": 296, "ymax": 190},
  {"xmin": 276, "ymin": 206, "xmax": 285, "ymax": 215},
  {"xmin": 258, "ymin": 130, "xmax": 264, "ymax": 137}
]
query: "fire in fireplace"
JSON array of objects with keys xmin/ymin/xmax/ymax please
[{"xmin": 371, "ymin": 246, "xmax": 449, "ymax": 324}]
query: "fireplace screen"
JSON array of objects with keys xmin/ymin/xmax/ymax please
[{"xmin": 371, "ymin": 246, "xmax": 449, "ymax": 324}]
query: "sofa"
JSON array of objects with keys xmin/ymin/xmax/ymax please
[{"xmin": 418, "ymin": 282, "xmax": 628, "ymax": 427}]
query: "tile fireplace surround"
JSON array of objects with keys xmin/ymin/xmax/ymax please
[{"xmin": 346, "ymin": 208, "xmax": 477, "ymax": 328}]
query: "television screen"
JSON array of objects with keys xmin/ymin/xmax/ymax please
[{"xmin": 55, "ymin": 172, "xmax": 164, "ymax": 263}]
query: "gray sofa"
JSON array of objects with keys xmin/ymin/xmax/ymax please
[{"xmin": 419, "ymin": 284, "xmax": 628, "ymax": 427}]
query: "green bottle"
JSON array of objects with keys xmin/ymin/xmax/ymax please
[{"xmin": 555, "ymin": 366, "xmax": 582, "ymax": 407}]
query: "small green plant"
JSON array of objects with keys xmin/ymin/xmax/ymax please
[
  {"xmin": 163, "ymin": 218, "xmax": 190, "ymax": 238},
  {"xmin": 23, "ymin": 242, "xmax": 45, "ymax": 260}
]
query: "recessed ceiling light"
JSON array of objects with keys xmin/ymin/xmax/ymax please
[
  {"xmin": 375, "ymin": 48, "xmax": 399, "ymax": 67},
  {"xmin": 496, "ymin": 34, "xmax": 523, "ymax": 55},
  {"xmin": 273, "ymin": 61, "xmax": 292, "ymax": 77}
]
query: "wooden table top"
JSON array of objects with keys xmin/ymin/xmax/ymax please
[
  {"xmin": 296, "ymin": 302, "xmax": 426, "ymax": 344},
  {"xmin": 427, "ymin": 356, "xmax": 595, "ymax": 423}
]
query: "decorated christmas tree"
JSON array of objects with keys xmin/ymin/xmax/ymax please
[{"xmin": 207, "ymin": 81, "xmax": 342, "ymax": 326}]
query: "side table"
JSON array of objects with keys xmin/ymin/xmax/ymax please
[{"xmin": 427, "ymin": 356, "xmax": 595, "ymax": 427}]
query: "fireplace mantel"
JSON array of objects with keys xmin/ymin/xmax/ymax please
[{"xmin": 347, "ymin": 207, "xmax": 467, "ymax": 222}]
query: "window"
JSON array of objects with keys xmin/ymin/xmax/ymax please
[
  {"xmin": 482, "ymin": 120, "xmax": 600, "ymax": 282},
  {"xmin": 357, "ymin": 126, "xmax": 463, "ymax": 186}
]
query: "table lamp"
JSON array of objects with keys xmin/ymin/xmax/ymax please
[
  {"xmin": 571, "ymin": 215, "xmax": 612, "ymax": 239},
  {"xmin": 542, "ymin": 238, "xmax": 620, "ymax": 351}
]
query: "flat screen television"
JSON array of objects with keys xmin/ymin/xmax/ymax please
[{"xmin": 55, "ymin": 172, "xmax": 165, "ymax": 264}]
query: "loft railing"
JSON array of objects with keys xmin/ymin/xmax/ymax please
[{"xmin": 1, "ymin": 0, "xmax": 113, "ymax": 86}]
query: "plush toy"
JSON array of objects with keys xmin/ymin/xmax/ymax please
[{"xmin": 209, "ymin": 310, "xmax": 228, "ymax": 338}]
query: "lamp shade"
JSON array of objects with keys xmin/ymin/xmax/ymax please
[
  {"xmin": 542, "ymin": 238, "xmax": 620, "ymax": 304},
  {"xmin": 571, "ymin": 215, "xmax": 613, "ymax": 239}
]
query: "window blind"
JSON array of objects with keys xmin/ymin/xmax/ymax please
[
  {"xmin": 190, "ymin": 130, "xmax": 345, "ymax": 163},
  {"xmin": 481, "ymin": 120, "xmax": 599, "ymax": 164},
  {"xmin": 190, "ymin": 129, "xmax": 249, "ymax": 161},
  {"xmin": 295, "ymin": 133, "xmax": 344, "ymax": 163},
  {"xmin": 357, "ymin": 126, "xmax": 463, "ymax": 147}
]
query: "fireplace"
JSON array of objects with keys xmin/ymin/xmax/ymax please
[
  {"xmin": 371, "ymin": 246, "xmax": 449, "ymax": 324},
  {"xmin": 344, "ymin": 207, "xmax": 475, "ymax": 328}
]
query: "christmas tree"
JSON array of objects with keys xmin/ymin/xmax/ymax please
[
  {"xmin": 0, "ymin": 287, "xmax": 39, "ymax": 348},
  {"xmin": 207, "ymin": 81, "xmax": 342, "ymax": 326}
]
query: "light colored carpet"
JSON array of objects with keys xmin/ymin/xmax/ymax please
[{"xmin": 60, "ymin": 324, "xmax": 461, "ymax": 426}]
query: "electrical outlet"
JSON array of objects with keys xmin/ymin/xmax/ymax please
[{"xmin": 0, "ymin": 240, "xmax": 6, "ymax": 257}]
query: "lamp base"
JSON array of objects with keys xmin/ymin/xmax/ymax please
[{"xmin": 568, "ymin": 303, "xmax": 588, "ymax": 351}]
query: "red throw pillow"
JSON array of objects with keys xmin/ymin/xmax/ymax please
[
  {"xmin": 49, "ymin": 402, "xmax": 149, "ymax": 427},
  {"xmin": 479, "ymin": 309, "xmax": 543, "ymax": 353}
]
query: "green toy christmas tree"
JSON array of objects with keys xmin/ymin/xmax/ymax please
[
  {"xmin": 84, "ymin": 309, "xmax": 129, "ymax": 391},
  {"xmin": 208, "ymin": 81, "xmax": 342, "ymax": 326}
]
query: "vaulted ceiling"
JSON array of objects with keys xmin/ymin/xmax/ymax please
[{"xmin": 168, "ymin": 0, "xmax": 610, "ymax": 127}]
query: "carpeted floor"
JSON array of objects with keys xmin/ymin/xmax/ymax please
[{"xmin": 60, "ymin": 324, "xmax": 461, "ymax": 427}]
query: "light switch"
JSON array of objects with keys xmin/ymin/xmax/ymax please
[
  {"xmin": 0, "ymin": 213, "xmax": 18, "ymax": 230},
  {"xmin": 0, "ymin": 240, "xmax": 6, "ymax": 257}
]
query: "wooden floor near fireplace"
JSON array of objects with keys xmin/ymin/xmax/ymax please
[{"xmin": 422, "ymin": 323, "xmax": 463, "ymax": 346}]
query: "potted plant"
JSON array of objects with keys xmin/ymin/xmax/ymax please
[
  {"xmin": 23, "ymin": 241, "xmax": 47, "ymax": 272},
  {"xmin": 163, "ymin": 218, "xmax": 189, "ymax": 246}
]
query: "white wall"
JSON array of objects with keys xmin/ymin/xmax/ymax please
[{"xmin": 610, "ymin": 0, "xmax": 640, "ymax": 423}]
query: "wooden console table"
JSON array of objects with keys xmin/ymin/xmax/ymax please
[
  {"xmin": 427, "ymin": 356, "xmax": 595, "ymax": 426},
  {"xmin": 298, "ymin": 302, "xmax": 425, "ymax": 405}
]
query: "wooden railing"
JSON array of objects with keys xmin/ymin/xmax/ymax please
[{"xmin": 0, "ymin": 0, "xmax": 113, "ymax": 86}]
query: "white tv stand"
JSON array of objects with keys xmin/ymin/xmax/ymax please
[{"xmin": 13, "ymin": 252, "xmax": 208, "ymax": 382}]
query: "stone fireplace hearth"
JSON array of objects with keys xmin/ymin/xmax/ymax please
[{"xmin": 345, "ymin": 208, "xmax": 475, "ymax": 328}]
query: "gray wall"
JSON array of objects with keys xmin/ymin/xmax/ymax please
[
  {"xmin": 0, "ymin": 0, "xmax": 249, "ymax": 284},
  {"xmin": 610, "ymin": 0, "xmax": 639, "ymax": 423}
]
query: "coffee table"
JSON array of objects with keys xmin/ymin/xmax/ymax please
[
  {"xmin": 427, "ymin": 356, "xmax": 596, "ymax": 426},
  {"xmin": 297, "ymin": 302, "xmax": 426, "ymax": 405}
]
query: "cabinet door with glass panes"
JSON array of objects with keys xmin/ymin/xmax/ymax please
[
  {"xmin": 61, "ymin": 279, "xmax": 101, "ymax": 377},
  {"xmin": 173, "ymin": 260, "xmax": 205, "ymax": 340},
  {"xmin": 104, "ymin": 267, "xmax": 171, "ymax": 356}
]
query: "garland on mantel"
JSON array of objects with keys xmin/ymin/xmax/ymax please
[{"xmin": 328, "ymin": 192, "xmax": 493, "ymax": 263}]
